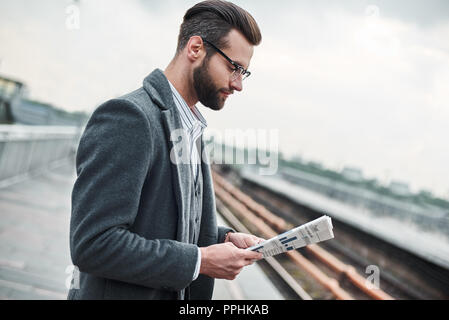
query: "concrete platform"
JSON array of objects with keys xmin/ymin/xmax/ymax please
[
  {"xmin": 0, "ymin": 159, "xmax": 75, "ymax": 299},
  {"xmin": 0, "ymin": 158, "xmax": 282, "ymax": 300}
]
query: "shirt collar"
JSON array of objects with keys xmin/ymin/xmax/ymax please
[{"xmin": 167, "ymin": 80, "xmax": 208, "ymax": 131}]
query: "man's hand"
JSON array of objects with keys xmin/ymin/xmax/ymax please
[
  {"xmin": 200, "ymin": 242, "xmax": 263, "ymax": 280},
  {"xmin": 225, "ymin": 232, "xmax": 265, "ymax": 249}
]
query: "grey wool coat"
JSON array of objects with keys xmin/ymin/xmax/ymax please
[{"xmin": 67, "ymin": 69, "xmax": 232, "ymax": 300}]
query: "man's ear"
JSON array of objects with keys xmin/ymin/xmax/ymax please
[{"xmin": 186, "ymin": 36, "xmax": 206, "ymax": 62}]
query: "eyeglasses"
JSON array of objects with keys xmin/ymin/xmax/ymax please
[{"xmin": 203, "ymin": 39, "xmax": 251, "ymax": 81}]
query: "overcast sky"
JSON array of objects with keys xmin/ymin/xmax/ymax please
[{"xmin": 0, "ymin": 0, "xmax": 448, "ymax": 198}]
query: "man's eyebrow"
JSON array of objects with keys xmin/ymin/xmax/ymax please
[
  {"xmin": 220, "ymin": 47, "xmax": 248, "ymax": 70},
  {"xmin": 236, "ymin": 60, "xmax": 246, "ymax": 68},
  {"xmin": 233, "ymin": 59, "xmax": 248, "ymax": 70},
  {"xmin": 221, "ymin": 51, "xmax": 245, "ymax": 68}
]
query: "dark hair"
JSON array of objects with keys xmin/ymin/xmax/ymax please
[{"xmin": 176, "ymin": 0, "xmax": 261, "ymax": 56}]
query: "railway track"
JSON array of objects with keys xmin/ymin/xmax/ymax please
[{"xmin": 212, "ymin": 167, "xmax": 449, "ymax": 300}]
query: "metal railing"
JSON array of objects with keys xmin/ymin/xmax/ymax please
[{"xmin": 0, "ymin": 125, "xmax": 82, "ymax": 187}]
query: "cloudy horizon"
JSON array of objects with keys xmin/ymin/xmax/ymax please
[{"xmin": 1, "ymin": 0, "xmax": 448, "ymax": 198}]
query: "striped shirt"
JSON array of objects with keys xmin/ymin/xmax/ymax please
[
  {"xmin": 168, "ymin": 80, "xmax": 207, "ymax": 181},
  {"xmin": 167, "ymin": 80, "xmax": 206, "ymax": 281}
]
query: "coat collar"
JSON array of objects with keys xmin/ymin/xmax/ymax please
[{"xmin": 142, "ymin": 69, "xmax": 176, "ymax": 111}]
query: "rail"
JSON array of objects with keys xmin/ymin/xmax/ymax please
[
  {"xmin": 212, "ymin": 170, "xmax": 394, "ymax": 300},
  {"xmin": 0, "ymin": 125, "xmax": 81, "ymax": 187}
]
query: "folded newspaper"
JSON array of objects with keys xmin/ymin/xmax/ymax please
[{"xmin": 247, "ymin": 215, "xmax": 334, "ymax": 258}]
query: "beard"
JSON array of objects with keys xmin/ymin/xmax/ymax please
[{"xmin": 193, "ymin": 58, "xmax": 227, "ymax": 111}]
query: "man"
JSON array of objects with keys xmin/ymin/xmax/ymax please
[{"xmin": 68, "ymin": 0, "xmax": 263, "ymax": 300}]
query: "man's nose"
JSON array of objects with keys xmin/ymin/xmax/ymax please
[{"xmin": 230, "ymin": 76, "xmax": 243, "ymax": 92}]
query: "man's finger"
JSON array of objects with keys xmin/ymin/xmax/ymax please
[
  {"xmin": 254, "ymin": 236, "xmax": 265, "ymax": 243},
  {"xmin": 241, "ymin": 249, "xmax": 263, "ymax": 261},
  {"xmin": 247, "ymin": 236, "xmax": 264, "ymax": 247}
]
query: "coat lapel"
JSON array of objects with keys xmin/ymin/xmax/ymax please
[
  {"xmin": 161, "ymin": 109, "xmax": 192, "ymax": 243},
  {"xmin": 143, "ymin": 69, "xmax": 192, "ymax": 243}
]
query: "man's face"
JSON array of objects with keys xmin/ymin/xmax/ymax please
[{"xmin": 193, "ymin": 29, "xmax": 254, "ymax": 111}]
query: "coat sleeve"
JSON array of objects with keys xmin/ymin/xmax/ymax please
[
  {"xmin": 217, "ymin": 226, "xmax": 234, "ymax": 243},
  {"xmin": 70, "ymin": 99, "xmax": 198, "ymax": 292}
]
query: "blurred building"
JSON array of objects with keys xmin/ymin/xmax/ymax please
[
  {"xmin": 0, "ymin": 76, "xmax": 25, "ymax": 124},
  {"xmin": 0, "ymin": 75, "xmax": 88, "ymax": 127},
  {"xmin": 389, "ymin": 181, "xmax": 412, "ymax": 197},
  {"xmin": 342, "ymin": 166, "xmax": 364, "ymax": 182}
]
